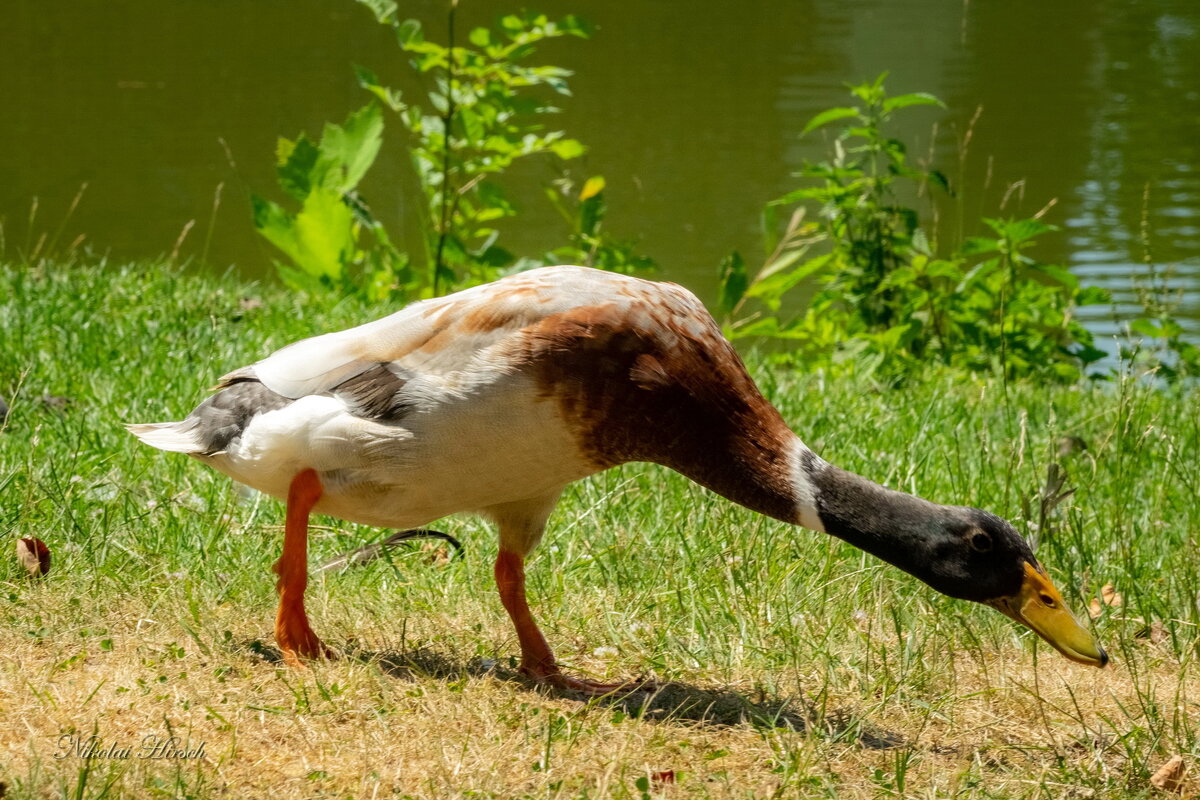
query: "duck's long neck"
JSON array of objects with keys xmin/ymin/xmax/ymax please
[
  {"xmin": 699, "ymin": 434, "xmax": 953, "ymax": 579},
  {"xmin": 791, "ymin": 440, "xmax": 955, "ymax": 573}
]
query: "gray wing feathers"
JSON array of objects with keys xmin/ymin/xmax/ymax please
[{"xmin": 129, "ymin": 363, "xmax": 414, "ymax": 456}]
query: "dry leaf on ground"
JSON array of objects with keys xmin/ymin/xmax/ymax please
[
  {"xmin": 1149, "ymin": 755, "xmax": 1186, "ymax": 793},
  {"xmin": 15, "ymin": 537, "xmax": 51, "ymax": 577},
  {"xmin": 1089, "ymin": 583, "xmax": 1123, "ymax": 618}
]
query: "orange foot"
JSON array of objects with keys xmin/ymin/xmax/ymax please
[
  {"xmin": 276, "ymin": 619, "xmax": 335, "ymax": 667},
  {"xmin": 520, "ymin": 662, "xmax": 653, "ymax": 697}
]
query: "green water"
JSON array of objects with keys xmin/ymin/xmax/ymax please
[{"xmin": 2, "ymin": 0, "xmax": 1198, "ymax": 338}]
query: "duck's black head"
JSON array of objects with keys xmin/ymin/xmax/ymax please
[
  {"xmin": 921, "ymin": 507, "xmax": 1035, "ymax": 601},
  {"xmin": 807, "ymin": 464, "xmax": 1108, "ymax": 667},
  {"xmin": 932, "ymin": 508, "xmax": 1109, "ymax": 667}
]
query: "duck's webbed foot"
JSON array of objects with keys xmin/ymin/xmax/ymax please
[
  {"xmin": 520, "ymin": 661, "xmax": 652, "ymax": 696},
  {"xmin": 275, "ymin": 607, "xmax": 336, "ymax": 666}
]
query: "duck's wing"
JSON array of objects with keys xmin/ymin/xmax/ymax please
[{"xmin": 245, "ymin": 265, "xmax": 627, "ymax": 401}]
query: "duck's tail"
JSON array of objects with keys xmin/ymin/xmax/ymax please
[{"xmin": 126, "ymin": 421, "xmax": 204, "ymax": 454}]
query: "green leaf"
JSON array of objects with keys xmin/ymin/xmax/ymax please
[
  {"xmin": 457, "ymin": 106, "xmax": 485, "ymax": 144},
  {"xmin": 729, "ymin": 317, "xmax": 782, "ymax": 338},
  {"xmin": 927, "ymin": 169, "xmax": 952, "ymax": 194},
  {"xmin": 579, "ymin": 189, "xmax": 605, "ymax": 237},
  {"xmin": 911, "ymin": 228, "xmax": 931, "ymax": 256},
  {"xmin": 500, "ymin": 14, "xmax": 526, "ymax": 35},
  {"xmin": 396, "ymin": 18, "xmax": 423, "ymax": 47},
  {"xmin": 748, "ymin": 254, "xmax": 830, "ymax": 304},
  {"xmin": 959, "ymin": 237, "xmax": 999, "ymax": 256},
  {"xmin": 579, "ymin": 176, "xmax": 605, "ymax": 201},
  {"xmin": 276, "ymin": 135, "xmax": 322, "ymax": 201},
  {"xmin": 355, "ymin": 64, "xmax": 405, "ymax": 112},
  {"xmin": 1024, "ymin": 263, "xmax": 1078, "ymax": 290},
  {"xmin": 468, "ymin": 27, "xmax": 491, "ymax": 47},
  {"xmin": 1076, "ymin": 286, "xmax": 1111, "ymax": 306},
  {"xmin": 358, "ymin": 0, "xmax": 398, "ymax": 25},
  {"xmin": 1130, "ymin": 318, "xmax": 1166, "ymax": 338},
  {"xmin": 559, "ymin": 14, "xmax": 594, "ymax": 38},
  {"xmin": 320, "ymin": 103, "xmax": 384, "ymax": 193},
  {"xmin": 983, "ymin": 217, "xmax": 1057, "ymax": 244},
  {"xmin": 254, "ymin": 189, "xmax": 354, "ymax": 281},
  {"xmin": 718, "ymin": 252, "xmax": 748, "ymax": 316},
  {"xmin": 802, "ymin": 106, "xmax": 860, "ymax": 136},
  {"xmin": 744, "ymin": 264, "xmax": 807, "ymax": 310},
  {"xmin": 550, "ymin": 138, "xmax": 585, "ymax": 160},
  {"xmin": 882, "ymin": 93, "xmax": 945, "ymax": 113}
]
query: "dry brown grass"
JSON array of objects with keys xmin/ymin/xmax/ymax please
[{"xmin": 2, "ymin": 583, "xmax": 1196, "ymax": 800}]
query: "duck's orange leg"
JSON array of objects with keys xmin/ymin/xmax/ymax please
[
  {"xmin": 273, "ymin": 468, "xmax": 334, "ymax": 666},
  {"xmin": 494, "ymin": 549, "xmax": 647, "ymax": 696}
]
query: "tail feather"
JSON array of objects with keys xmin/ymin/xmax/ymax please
[{"xmin": 126, "ymin": 421, "xmax": 203, "ymax": 454}]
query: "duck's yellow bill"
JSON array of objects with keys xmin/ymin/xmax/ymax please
[{"xmin": 988, "ymin": 563, "xmax": 1109, "ymax": 667}]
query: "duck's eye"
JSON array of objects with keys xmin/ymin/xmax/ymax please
[
  {"xmin": 1039, "ymin": 593, "xmax": 1057, "ymax": 608},
  {"xmin": 969, "ymin": 531, "xmax": 992, "ymax": 552}
]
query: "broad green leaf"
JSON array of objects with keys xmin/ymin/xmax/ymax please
[
  {"xmin": 468, "ymin": 27, "xmax": 491, "ymax": 47},
  {"xmin": 927, "ymin": 169, "xmax": 952, "ymax": 194},
  {"xmin": 1076, "ymin": 286, "xmax": 1111, "ymax": 305},
  {"xmin": 500, "ymin": 14, "xmax": 525, "ymax": 35},
  {"xmin": 983, "ymin": 217, "xmax": 1057, "ymax": 244},
  {"xmin": 358, "ymin": 0, "xmax": 398, "ymax": 25},
  {"xmin": 276, "ymin": 134, "xmax": 322, "ymax": 201},
  {"xmin": 457, "ymin": 106, "xmax": 485, "ymax": 143},
  {"xmin": 911, "ymin": 228, "xmax": 931, "ymax": 256},
  {"xmin": 474, "ymin": 244, "xmax": 514, "ymax": 268},
  {"xmin": 1024, "ymin": 263, "xmax": 1079, "ymax": 290},
  {"xmin": 802, "ymin": 106, "xmax": 860, "ymax": 136},
  {"xmin": 924, "ymin": 258, "xmax": 966, "ymax": 280},
  {"xmin": 320, "ymin": 103, "xmax": 384, "ymax": 193},
  {"xmin": 959, "ymin": 237, "xmax": 998, "ymax": 256},
  {"xmin": 550, "ymin": 138, "xmax": 585, "ymax": 160},
  {"xmin": 1130, "ymin": 318, "xmax": 1166, "ymax": 338},
  {"xmin": 579, "ymin": 189, "xmax": 604, "ymax": 237},
  {"xmin": 559, "ymin": 14, "xmax": 594, "ymax": 38},
  {"xmin": 749, "ymin": 253, "xmax": 830, "ymax": 298},
  {"xmin": 275, "ymin": 136, "xmax": 296, "ymax": 166},
  {"xmin": 396, "ymin": 18, "xmax": 423, "ymax": 47},
  {"xmin": 880, "ymin": 266, "xmax": 916, "ymax": 289},
  {"xmin": 744, "ymin": 264, "xmax": 808, "ymax": 311},
  {"xmin": 355, "ymin": 65, "xmax": 405, "ymax": 112},
  {"xmin": 255, "ymin": 189, "xmax": 354, "ymax": 280},
  {"xmin": 882, "ymin": 93, "xmax": 945, "ymax": 113},
  {"xmin": 730, "ymin": 317, "xmax": 782, "ymax": 338}
]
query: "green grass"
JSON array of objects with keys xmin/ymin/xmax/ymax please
[{"xmin": 1, "ymin": 260, "xmax": 1198, "ymax": 798}]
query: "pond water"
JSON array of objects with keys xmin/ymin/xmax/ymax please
[{"xmin": 2, "ymin": 0, "xmax": 1198, "ymax": 339}]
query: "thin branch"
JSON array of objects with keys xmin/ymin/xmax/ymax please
[{"xmin": 432, "ymin": 0, "xmax": 459, "ymax": 295}]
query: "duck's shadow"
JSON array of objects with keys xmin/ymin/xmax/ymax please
[{"xmin": 244, "ymin": 639, "xmax": 902, "ymax": 749}]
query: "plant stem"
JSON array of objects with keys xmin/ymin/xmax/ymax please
[{"xmin": 432, "ymin": 0, "xmax": 459, "ymax": 296}]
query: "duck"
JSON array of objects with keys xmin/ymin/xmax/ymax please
[{"xmin": 128, "ymin": 265, "xmax": 1106, "ymax": 692}]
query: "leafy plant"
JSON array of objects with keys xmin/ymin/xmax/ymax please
[
  {"xmin": 527, "ymin": 174, "xmax": 657, "ymax": 273},
  {"xmin": 357, "ymin": 0, "xmax": 593, "ymax": 293},
  {"xmin": 1119, "ymin": 259, "xmax": 1200, "ymax": 380},
  {"xmin": 720, "ymin": 74, "xmax": 1110, "ymax": 383},
  {"xmin": 254, "ymin": 3, "xmax": 653, "ymax": 302},
  {"xmin": 251, "ymin": 104, "xmax": 411, "ymax": 303}
]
